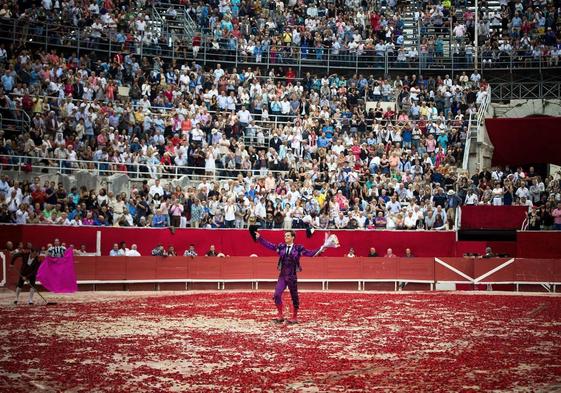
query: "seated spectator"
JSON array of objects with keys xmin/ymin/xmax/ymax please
[
  {"xmin": 126, "ymin": 244, "xmax": 141, "ymax": 256},
  {"xmin": 404, "ymin": 248, "xmax": 414, "ymax": 258},
  {"xmin": 118, "ymin": 242, "xmax": 129, "ymax": 256},
  {"xmin": 74, "ymin": 244, "xmax": 89, "ymax": 256},
  {"xmin": 553, "ymin": 202, "xmax": 561, "ymax": 231},
  {"xmin": 346, "ymin": 248, "xmax": 356, "ymax": 258},
  {"xmin": 385, "ymin": 248, "xmax": 397, "ymax": 258},
  {"xmin": 109, "ymin": 243, "xmax": 121, "ymax": 256},
  {"xmin": 482, "ymin": 247, "xmax": 495, "ymax": 259},
  {"xmin": 368, "ymin": 247, "xmax": 378, "ymax": 257},
  {"xmin": 184, "ymin": 244, "xmax": 198, "ymax": 257},
  {"xmin": 167, "ymin": 246, "xmax": 177, "ymax": 256},
  {"xmin": 206, "ymin": 245, "xmax": 219, "ymax": 256},
  {"xmin": 152, "ymin": 209, "xmax": 168, "ymax": 228},
  {"xmin": 151, "ymin": 244, "xmax": 166, "ymax": 256}
]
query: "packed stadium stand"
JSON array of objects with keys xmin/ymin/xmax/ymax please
[
  {"xmin": 2, "ymin": 2, "xmax": 561, "ymax": 392},
  {"xmin": 0, "ymin": 0, "xmax": 560, "ymax": 248}
]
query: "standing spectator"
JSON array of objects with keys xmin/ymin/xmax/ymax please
[
  {"xmin": 446, "ymin": 190, "xmax": 462, "ymax": 228},
  {"xmin": 190, "ymin": 199, "xmax": 204, "ymax": 228},
  {"xmin": 169, "ymin": 198, "xmax": 184, "ymax": 228},
  {"xmin": 552, "ymin": 202, "xmax": 561, "ymax": 230},
  {"xmin": 47, "ymin": 238, "xmax": 66, "ymax": 257},
  {"xmin": 224, "ymin": 199, "xmax": 237, "ymax": 228},
  {"xmin": 149, "ymin": 179, "xmax": 164, "ymax": 199}
]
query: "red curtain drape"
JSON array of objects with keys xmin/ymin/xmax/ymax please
[
  {"xmin": 517, "ymin": 231, "xmax": 561, "ymax": 258},
  {"xmin": 485, "ymin": 117, "xmax": 561, "ymax": 166},
  {"xmin": 461, "ymin": 206, "xmax": 527, "ymax": 230}
]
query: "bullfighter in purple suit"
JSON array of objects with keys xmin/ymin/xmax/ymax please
[{"xmin": 256, "ymin": 230, "xmax": 325, "ymax": 324}]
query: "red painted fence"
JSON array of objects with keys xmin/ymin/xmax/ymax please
[{"xmin": 6, "ymin": 256, "xmax": 559, "ymax": 284}]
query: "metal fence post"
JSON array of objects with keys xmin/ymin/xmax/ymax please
[
  {"xmin": 417, "ymin": 18, "xmax": 421, "ymax": 75},
  {"xmin": 77, "ymin": 30, "xmax": 81, "ymax": 58},
  {"xmin": 203, "ymin": 37, "xmax": 207, "ymax": 64},
  {"xmin": 384, "ymin": 51, "xmax": 388, "ymax": 74},
  {"xmin": 108, "ymin": 31, "xmax": 112, "ymax": 59},
  {"xmin": 449, "ymin": 17, "xmax": 454, "ymax": 79}
]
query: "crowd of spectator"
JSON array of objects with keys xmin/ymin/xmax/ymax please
[
  {"xmin": 185, "ymin": 0, "xmax": 561, "ymax": 68},
  {"xmin": 0, "ymin": 43, "xmax": 493, "ymax": 232},
  {"xmin": 2, "ymin": 27, "xmax": 556, "ymax": 233},
  {"xmin": 0, "ymin": 0, "xmax": 558, "ymax": 235},
  {"xmin": 1, "ymin": 164, "xmax": 560, "ymax": 230},
  {"xmin": 0, "ymin": 44, "xmax": 485, "ymax": 183},
  {"xmin": 0, "ymin": 0, "xmax": 558, "ymax": 69},
  {"xmin": 416, "ymin": 0, "xmax": 561, "ymax": 67}
]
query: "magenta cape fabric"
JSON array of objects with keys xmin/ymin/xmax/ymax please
[{"xmin": 37, "ymin": 248, "xmax": 78, "ymax": 293}]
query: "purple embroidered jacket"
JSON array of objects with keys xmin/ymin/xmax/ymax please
[{"xmin": 257, "ymin": 237, "xmax": 322, "ymax": 276}]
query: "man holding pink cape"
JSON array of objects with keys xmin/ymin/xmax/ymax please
[{"xmin": 37, "ymin": 247, "xmax": 78, "ymax": 295}]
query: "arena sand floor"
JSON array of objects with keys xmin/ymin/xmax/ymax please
[{"xmin": 1, "ymin": 290, "xmax": 560, "ymax": 392}]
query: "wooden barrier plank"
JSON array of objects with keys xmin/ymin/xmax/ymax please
[
  {"xmin": 127, "ymin": 257, "xmax": 158, "ymax": 280},
  {"xmin": 361, "ymin": 258, "xmax": 398, "ymax": 279},
  {"xmin": 252, "ymin": 257, "xmax": 287, "ymax": 279},
  {"xmin": 298, "ymin": 257, "xmax": 328, "ymax": 279},
  {"xmin": 66, "ymin": 256, "xmax": 561, "ymax": 287},
  {"xmin": 325, "ymin": 259, "xmax": 363, "ymax": 279},
  {"xmin": 513, "ymin": 259, "xmax": 556, "ymax": 282},
  {"xmin": 397, "ymin": 258, "xmax": 434, "ymax": 281},
  {"xmin": 74, "ymin": 256, "xmax": 96, "ymax": 281},
  {"xmin": 221, "ymin": 257, "xmax": 256, "ymax": 280},
  {"xmin": 95, "ymin": 257, "xmax": 127, "ymax": 280},
  {"xmin": 474, "ymin": 258, "xmax": 514, "ymax": 283},
  {"xmin": 188, "ymin": 257, "xmax": 222, "ymax": 280},
  {"xmin": 553, "ymin": 259, "xmax": 561, "ymax": 282},
  {"xmin": 155, "ymin": 257, "xmax": 189, "ymax": 279},
  {"xmin": 434, "ymin": 258, "xmax": 475, "ymax": 282}
]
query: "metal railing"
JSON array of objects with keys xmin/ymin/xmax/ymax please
[
  {"xmin": 0, "ymin": 154, "xmax": 289, "ymax": 182},
  {"xmin": 462, "ymin": 85, "xmax": 491, "ymax": 173},
  {"xmin": 491, "ymin": 82, "xmax": 561, "ymax": 101},
  {"xmin": 458, "ymin": 86, "xmax": 492, "ymax": 184},
  {"xmin": 1, "ymin": 17, "xmax": 559, "ymax": 76},
  {"xmin": 0, "ymin": 106, "xmax": 31, "ymax": 133}
]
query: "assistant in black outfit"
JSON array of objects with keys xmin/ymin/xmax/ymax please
[{"xmin": 11, "ymin": 243, "xmax": 41, "ymax": 305}]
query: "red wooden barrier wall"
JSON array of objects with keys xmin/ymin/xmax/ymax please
[{"xmin": 68, "ymin": 256, "xmax": 561, "ymax": 284}]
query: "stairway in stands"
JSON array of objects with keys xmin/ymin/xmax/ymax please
[
  {"xmin": 399, "ymin": 0, "xmax": 502, "ymax": 59},
  {"xmin": 151, "ymin": 3, "xmax": 197, "ymax": 50}
]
